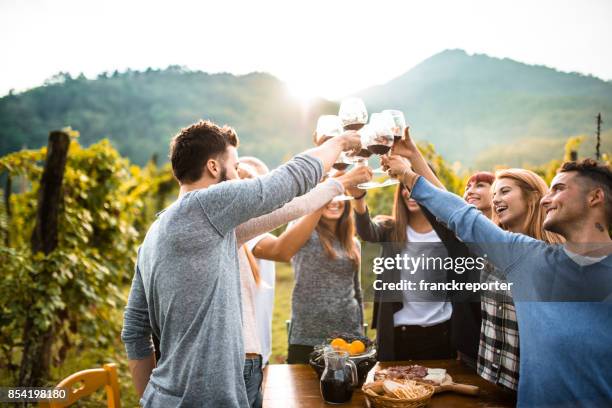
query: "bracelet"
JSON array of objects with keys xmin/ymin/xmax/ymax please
[{"xmin": 353, "ymin": 191, "xmax": 367, "ymax": 200}]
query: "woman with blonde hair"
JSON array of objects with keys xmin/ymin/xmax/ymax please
[{"xmin": 491, "ymin": 169, "xmax": 562, "ymax": 243}]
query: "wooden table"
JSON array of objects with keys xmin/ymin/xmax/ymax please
[{"xmin": 263, "ymin": 360, "xmax": 516, "ymax": 407}]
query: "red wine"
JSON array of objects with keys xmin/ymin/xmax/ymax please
[
  {"xmin": 368, "ymin": 144, "xmax": 391, "ymax": 155},
  {"xmin": 333, "ymin": 162, "xmax": 350, "ymax": 171},
  {"xmin": 357, "ymin": 148, "xmax": 372, "ymax": 158},
  {"xmin": 320, "ymin": 378, "xmax": 353, "ymax": 403},
  {"xmin": 343, "ymin": 123, "xmax": 365, "ymax": 131}
]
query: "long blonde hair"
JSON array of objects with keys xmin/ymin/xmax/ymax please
[
  {"xmin": 316, "ymin": 201, "xmax": 360, "ymax": 268},
  {"xmin": 492, "ymin": 169, "xmax": 563, "ymax": 244}
]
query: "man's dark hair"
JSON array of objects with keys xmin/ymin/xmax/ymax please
[
  {"xmin": 169, "ymin": 120, "xmax": 239, "ymax": 184},
  {"xmin": 560, "ymin": 158, "xmax": 612, "ymax": 226}
]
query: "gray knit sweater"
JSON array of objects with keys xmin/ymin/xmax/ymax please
[
  {"xmin": 289, "ymin": 231, "xmax": 363, "ymax": 346},
  {"xmin": 121, "ymin": 154, "xmax": 323, "ymax": 408}
]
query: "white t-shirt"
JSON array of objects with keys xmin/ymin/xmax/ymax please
[
  {"xmin": 563, "ymin": 247, "xmax": 607, "ymax": 266},
  {"xmin": 247, "ymin": 233, "xmax": 276, "ymax": 365},
  {"xmin": 393, "ymin": 226, "xmax": 453, "ymax": 327}
]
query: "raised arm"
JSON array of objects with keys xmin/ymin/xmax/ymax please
[
  {"xmin": 389, "ymin": 127, "xmax": 445, "ymax": 190},
  {"xmin": 252, "ymin": 211, "xmax": 323, "ymax": 262},
  {"xmin": 236, "ymin": 166, "xmax": 372, "ymax": 245},
  {"xmin": 384, "ymin": 155, "xmax": 541, "ymax": 272},
  {"xmin": 121, "ymin": 264, "xmax": 156, "ymax": 397},
  {"xmin": 198, "ymin": 133, "xmax": 361, "ymax": 236}
]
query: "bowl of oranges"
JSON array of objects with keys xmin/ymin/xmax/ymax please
[{"xmin": 309, "ymin": 333, "xmax": 377, "ymax": 386}]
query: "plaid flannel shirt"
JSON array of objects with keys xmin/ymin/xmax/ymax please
[{"xmin": 476, "ymin": 262, "xmax": 520, "ymax": 391}]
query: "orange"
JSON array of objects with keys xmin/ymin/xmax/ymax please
[
  {"xmin": 348, "ymin": 340, "xmax": 366, "ymax": 356},
  {"xmin": 330, "ymin": 338, "xmax": 349, "ymax": 351}
]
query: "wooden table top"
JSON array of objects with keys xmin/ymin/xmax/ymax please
[{"xmin": 263, "ymin": 359, "xmax": 516, "ymax": 407}]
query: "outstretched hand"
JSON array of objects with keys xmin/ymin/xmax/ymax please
[
  {"xmin": 381, "ymin": 155, "xmax": 419, "ymax": 188},
  {"xmin": 337, "ymin": 131, "xmax": 362, "ymax": 155},
  {"xmin": 391, "ymin": 126, "xmax": 418, "ymax": 158},
  {"xmin": 335, "ymin": 165, "xmax": 373, "ymax": 192}
]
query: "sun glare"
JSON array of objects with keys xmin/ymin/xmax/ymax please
[{"xmin": 286, "ymin": 79, "xmax": 321, "ymax": 107}]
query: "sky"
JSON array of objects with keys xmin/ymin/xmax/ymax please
[{"xmin": 1, "ymin": 0, "xmax": 612, "ymax": 100}]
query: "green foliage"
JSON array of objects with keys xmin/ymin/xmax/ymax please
[
  {"xmin": 0, "ymin": 68, "xmax": 337, "ymax": 168},
  {"xmin": 0, "ymin": 137, "xmax": 175, "ymax": 383}
]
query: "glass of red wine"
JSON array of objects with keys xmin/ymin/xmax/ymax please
[
  {"xmin": 315, "ymin": 115, "xmax": 344, "ymax": 145},
  {"xmin": 339, "ymin": 98, "xmax": 372, "ymax": 163},
  {"xmin": 339, "ymin": 97, "xmax": 368, "ymax": 131},
  {"xmin": 377, "ymin": 110, "xmax": 406, "ymax": 187},
  {"xmin": 315, "ymin": 115, "xmax": 357, "ymax": 201},
  {"xmin": 357, "ymin": 118, "xmax": 395, "ymax": 189},
  {"xmin": 382, "ymin": 110, "xmax": 406, "ymax": 143}
]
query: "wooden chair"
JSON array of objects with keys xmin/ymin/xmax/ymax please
[{"xmin": 39, "ymin": 363, "xmax": 121, "ymax": 408}]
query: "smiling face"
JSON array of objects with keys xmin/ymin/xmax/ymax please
[
  {"xmin": 321, "ymin": 199, "xmax": 346, "ymax": 220},
  {"xmin": 492, "ymin": 178, "xmax": 529, "ymax": 232},
  {"xmin": 540, "ymin": 172, "xmax": 588, "ymax": 235},
  {"xmin": 464, "ymin": 180, "xmax": 493, "ymax": 212}
]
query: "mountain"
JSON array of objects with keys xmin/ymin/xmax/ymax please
[
  {"xmin": 355, "ymin": 49, "xmax": 612, "ymax": 168},
  {"xmin": 0, "ymin": 51, "xmax": 610, "ymax": 169},
  {"xmin": 0, "ymin": 67, "xmax": 337, "ymax": 167}
]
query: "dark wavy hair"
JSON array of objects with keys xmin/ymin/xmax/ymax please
[
  {"xmin": 169, "ymin": 120, "xmax": 239, "ymax": 184},
  {"xmin": 559, "ymin": 158, "xmax": 612, "ymax": 228}
]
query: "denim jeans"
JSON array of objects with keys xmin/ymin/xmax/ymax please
[{"xmin": 244, "ymin": 355, "xmax": 263, "ymax": 408}]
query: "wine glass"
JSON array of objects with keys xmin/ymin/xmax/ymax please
[
  {"xmin": 315, "ymin": 115, "xmax": 344, "ymax": 145},
  {"xmin": 339, "ymin": 97, "xmax": 368, "ymax": 131},
  {"xmin": 368, "ymin": 112, "xmax": 398, "ymax": 176},
  {"xmin": 339, "ymin": 98, "xmax": 372, "ymax": 162},
  {"xmin": 356, "ymin": 121, "xmax": 395, "ymax": 190},
  {"xmin": 315, "ymin": 115, "xmax": 357, "ymax": 201},
  {"xmin": 382, "ymin": 110, "xmax": 406, "ymax": 143}
]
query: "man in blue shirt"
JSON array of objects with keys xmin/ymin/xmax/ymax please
[{"xmin": 383, "ymin": 156, "xmax": 612, "ymax": 407}]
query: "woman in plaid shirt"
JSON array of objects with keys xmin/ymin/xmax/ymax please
[{"xmin": 478, "ymin": 169, "xmax": 562, "ymax": 391}]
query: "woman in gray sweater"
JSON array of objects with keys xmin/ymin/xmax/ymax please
[{"xmin": 252, "ymin": 185, "xmax": 366, "ymax": 363}]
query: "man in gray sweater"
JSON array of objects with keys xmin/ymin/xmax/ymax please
[{"xmin": 121, "ymin": 120, "xmax": 360, "ymax": 407}]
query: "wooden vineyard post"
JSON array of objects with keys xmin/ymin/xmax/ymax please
[
  {"xmin": 18, "ymin": 130, "xmax": 70, "ymax": 389},
  {"xmin": 596, "ymin": 113, "xmax": 602, "ymax": 161}
]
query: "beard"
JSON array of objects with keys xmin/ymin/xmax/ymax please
[
  {"xmin": 543, "ymin": 216, "xmax": 563, "ymax": 235},
  {"xmin": 218, "ymin": 166, "xmax": 228, "ymax": 183}
]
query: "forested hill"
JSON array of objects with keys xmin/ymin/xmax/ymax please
[
  {"xmin": 1, "ymin": 50, "xmax": 610, "ymax": 168},
  {"xmin": 0, "ymin": 67, "xmax": 337, "ymax": 167},
  {"xmin": 356, "ymin": 49, "xmax": 611, "ymax": 168}
]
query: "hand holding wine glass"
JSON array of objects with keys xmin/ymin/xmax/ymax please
[
  {"xmin": 337, "ymin": 131, "xmax": 363, "ymax": 155},
  {"xmin": 335, "ymin": 165, "xmax": 373, "ymax": 191},
  {"xmin": 315, "ymin": 114, "xmax": 361, "ymax": 165},
  {"xmin": 390, "ymin": 126, "xmax": 418, "ymax": 159},
  {"xmin": 354, "ymin": 115, "xmax": 397, "ymax": 189},
  {"xmin": 381, "ymin": 155, "xmax": 419, "ymax": 188}
]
